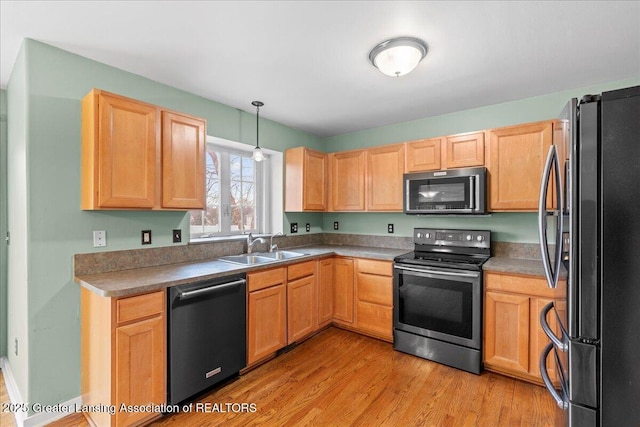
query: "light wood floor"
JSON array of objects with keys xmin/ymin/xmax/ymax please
[
  {"xmin": 1, "ymin": 368, "xmax": 18, "ymax": 427},
  {"xmin": 41, "ymin": 328, "xmax": 560, "ymax": 426}
]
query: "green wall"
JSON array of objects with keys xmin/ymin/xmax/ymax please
[
  {"xmin": 322, "ymin": 77, "xmax": 640, "ymax": 243},
  {"xmin": 7, "ymin": 39, "xmax": 322, "ymax": 409}
]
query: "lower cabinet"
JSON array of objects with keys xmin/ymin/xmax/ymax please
[
  {"xmin": 483, "ymin": 271, "xmax": 565, "ymax": 385},
  {"xmin": 81, "ymin": 288, "xmax": 166, "ymax": 427},
  {"xmin": 317, "ymin": 257, "xmax": 334, "ymax": 327},
  {"xmin": 332, "ymin": 257, "xmax": 355, "ymax": 325},
  {"xmin": 354, "ymin": 259, "xmax": 393, "ymax": 341},
  {"xmin": 287, "ymin": 261, "xmax": 318, "ymax": 343},
  {"xmin": 247, "ymin": 267, "xmax": 287, "ymax": 365}
]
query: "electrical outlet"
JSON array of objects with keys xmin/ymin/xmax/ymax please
[
  {"xmin": 173, "ymin": 229, "xmax": 182, "ymax": 243},
  {"xmin": 333, "ymin": 221, "xmax": 339, "ymax": 230},
  {"xmin": 306, "ymin": 223, "xmax": 311, "ymax": 232},
  {"xmin": 290, "ymin": 223, "xmax": 298, "ymax": 233},
  {"xmin": 142, "ymin": 230, "xmax": 152, "ymax": 245},
  {"xmin": 388, "ymin": 224, "xmax": 394, "ymax": 233},
  {"xmin": 93, "ymin": 230, "xmax": 106, "ymax": 247}
]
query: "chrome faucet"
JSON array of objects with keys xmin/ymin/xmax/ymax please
[
  {"xmin": 269, "ymin": 232, "xmax": 285, "ymax": 252},
  {"xmin": 246, "ymin": 233, "xmax": 267, "ymax": 254}
]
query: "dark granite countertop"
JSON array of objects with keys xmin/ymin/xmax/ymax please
[
  {"xmin": 75, "ymin": 244, "xmax": 408, "ymax": 298},
  {"xmin": 483, "ymin": 257, "xmax": 546, "ymax": 277}
]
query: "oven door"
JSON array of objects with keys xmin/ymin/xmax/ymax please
[{"xmin": 393, "ymin": 264, "xmax": 482, "ymax": 349}]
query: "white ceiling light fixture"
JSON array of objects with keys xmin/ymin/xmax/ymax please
[
  {"xmin": 369, "ymin": 36, "xmax": 428, "ymax": 77},
  {"xmin": 251, "ymin": 100, "xmax": 265, "ymax": 162}
]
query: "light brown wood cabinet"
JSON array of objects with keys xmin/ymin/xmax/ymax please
[
  {"xmin": 486, "ymin": 121, "xmax": 555, "ymax": 211},
  {"xmin": 483, "ymin": 271, "xmax": 565, "ymax": 386},
  {"xmin": 405, "ymin": 138, "xmax": 442, "ymax": 172},
  {"xmin": 355, "ymin": 259, "xmax": 393, "ymax": 341},
  {"xmin": 81, "ymin": 289, "xmax": 166, "ymax": 427},
  {"xmin": 285, "ymin": 147, "xmax": 328, "ymax": 211},
  {"xmin": 444, "ymin": 131, "xmax": 485, "ymax": 169},
  {"xmin": 81, "ymin": 88, "xmax": 206, "ymax": 210},
  {"xmin": 247, "ymin": 267, "xmax": 287, "ymax": 365},
  {"xmin": 332, "ymin": 257, "xmax": 355, "ymax": 324},
  {"xmin": 366, "ymin": 144, "xmax": 405, "ymax": 211},
  {"xmin": 287, "ymin": 261, "xmax": 318, "ymax": 343},
  {"xmin": 330, "ymin": 150, "xmax": 366, "ymax": 211},
  {"xmin": 317, "ymin": 258, "xmax": 334, "ymax": 327}
]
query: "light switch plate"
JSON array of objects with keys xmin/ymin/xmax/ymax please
[
  {"xmin": 173, "ymin": 229, "xmax": 182, "ymax": 243},
  {"xmin": 141, "ymin": 230, "xmax": 152, "ymax": 245}
]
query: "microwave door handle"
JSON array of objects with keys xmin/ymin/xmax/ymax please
[
  {"xmin": 469, "ymin": 176, "xmax": 475, "ymax": 209},
  {"xmin": 538, "ymin": 145, "xmax": 557, "ymax": 288}
]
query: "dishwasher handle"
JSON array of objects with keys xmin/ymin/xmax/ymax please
[{"xmin": 177, "ymin": 278, "xmax": 246, "ymax": 300}]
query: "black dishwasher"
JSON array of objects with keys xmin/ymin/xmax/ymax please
[{"xmin": 167, "ymin": 273, "xmax": 246, "ymax": 405}]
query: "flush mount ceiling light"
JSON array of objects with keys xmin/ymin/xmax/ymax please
[
  {"xmin": 369, "ymin": 36, "xmax": 428, "ymax": 77},
  {"xmin": 251, "ymin": 100, "xmax": 265, "ymax": 162}
]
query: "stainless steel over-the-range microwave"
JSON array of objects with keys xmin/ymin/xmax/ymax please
[{"xmin": 403, "ymin": 166, "xmax": 487, "ymax": 215}]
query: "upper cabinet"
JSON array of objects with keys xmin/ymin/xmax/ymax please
[
  {"xmin": 444, "ymin": 131, "xmax": 485, "ymax": 168},
  {"xmin": 366, "ymin": 144, "xmax": 405, "ymax": 211},
  {"xmin": 405, "ymin": 137, "xmax": 442, "ymax": 172},
  {"xmin": 81, "ymin": 89, "xmax": 206, "ymax": 210},
  {"xmin": 330, "ymin": 150, "xmax": 366, "ymax": 211},
  {"xmin": 285, "ymin": 147, "xmax": 327, "ymax": 211},
  {"xmin": 486, "ymin": 121, "xmax": 554, "ymax": 211}
]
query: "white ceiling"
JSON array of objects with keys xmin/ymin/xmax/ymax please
[{"xmin": 1, "ymin": 1, "xmax": 639, "ymax": 137}]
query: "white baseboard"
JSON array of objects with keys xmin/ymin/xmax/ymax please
[{"xmin": 1, "ymin": 357, "xmax": 83, "ymax": 427}]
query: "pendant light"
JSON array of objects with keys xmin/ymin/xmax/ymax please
[
  {"xmin": 369, "ymin": 37, "xmax": 428, "ymax": 77},
  {"xmin": 251, "ymin": 101, "xmax": 265, "ymax": 162}
]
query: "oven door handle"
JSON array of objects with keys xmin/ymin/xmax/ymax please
[{"xmin": 394, "ymin": 265, "xmax": 480, "ymax": 278}]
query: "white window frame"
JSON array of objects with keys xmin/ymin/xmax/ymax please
[{"xmin": 190, "ymin": 138, "xmax": 271, "ymax": 239}]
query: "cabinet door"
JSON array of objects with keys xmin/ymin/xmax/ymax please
[
  {"xmin": 115, "ymin": 315, "xmax": 166, "ymax": 427},
  {"xmin": 333, "ymin": 258, "xmax": 354, "ymax": 323},
  {"xmin": 484, "ymin": 291, "xmax": 530, "ymax": 374},
  {"xmin": 317, "ymin": 258, "xmax": 334, "ymax": 326},
  {"xmin": 487, "ymin": 121, "xmax": 553, "ymax": 210},
  {"xmin": 92, "ymin": 91, "xmax": 158, "ymax": 209},
  {"xmin": 285, "ymin": 147, "xmax": 327, "ymax": 211},
  {"xmin": 288, "ymin": 275, "xmax": 318, "ymax": 343},
  {"xmin": 161, "ymin": 111, "xmax": 206, "ymax": 209},
  {"xmin": 406, "ymin": 138, "xmax": 442, "ymax": 172},
  {"xmin": 366, "ymin": 144, "xmax": 405, "ymax": 211},
  {"xmin": 248, "ymin": 285, "xmax": 287, "ymax": 365},
  {"xmin": 444, "ymin": 132, "xmax": 485, "ymax": 168},
  {"xmin": 330, "ymin": 151, "xmax": 366, "ymax": 211}
]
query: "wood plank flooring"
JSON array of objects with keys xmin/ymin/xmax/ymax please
[
  {"xmin": 37, "ymin": 328, "xmax": 560, "ymax": 426},
  {"xmin": 1, "ymin": 368, "xmax": 18, "ymax": 427}
]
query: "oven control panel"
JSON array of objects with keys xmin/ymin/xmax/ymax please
[{"xmin": 414, "ymin": 228, "xmax": 490, "ymax": 249}]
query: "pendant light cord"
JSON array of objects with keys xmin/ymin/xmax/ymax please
[{"xmin": 255, "ymin": 104, "xmax": 260, "ymax": 149}]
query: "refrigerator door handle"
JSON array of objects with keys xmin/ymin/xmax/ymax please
[
  {"xmin": 540, "ymin": 301, "xmax": 568, "ymax": 351},
  {"xmin": 538, "ymin": 144, "xmax": 563, "ymax": 288},
  {"xmin": 540, "ymin": 342, "xmax": 569, "ymax": 410}
]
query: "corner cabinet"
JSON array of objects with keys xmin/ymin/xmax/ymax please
[
  {"xmin": 284, "ymin": 147, "xmax": 327, "ymax": 211},
  {"xmin": 81, "ymin": 88, "xmax": 206, "ymax": 210},
  {"xmin": 486, "ymin": 121, "xmax": 554, "ymax": 211},
  {"xmin": 81, "ymin": 289, "xmax": 166, "ymax": 427}
]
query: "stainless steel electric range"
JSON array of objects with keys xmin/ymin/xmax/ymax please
[{"xmin": 393, "ymin": 228, "xmax": 491, "ymax": 374}]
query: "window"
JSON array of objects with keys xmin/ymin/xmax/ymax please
[{"xmin": 190, "ymin": 142, "xmax": 267, "ymax": 238}]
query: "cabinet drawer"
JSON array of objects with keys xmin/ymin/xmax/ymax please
[
  {"xmin": 485, "ymin": 272, "xmax": 556, "ymax": 298},
  {"xmin": 357, "ymin": 273, "xmax": 392, "ymax": 306},
  {"xmin": 248, "ymin": 267, "xmax": 286, "ymax": 292},
  {"xmin": 287, "ymin": 260, "xmax": 316, "ymax": 281},
  {"xmin": 357, "ymin": 259, "xmax": 392, "ymax": 277},
  {"xmin": 116, "ymin": 291, "xmax": 164, "ymax": 325},
  {"xmin": 356, "ymin": 301, "xmax": 392, "ymax": 340}
]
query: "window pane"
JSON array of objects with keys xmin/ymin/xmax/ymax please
[
  {"xmin": 242, "ymin": 156, "xmax": 254, "ymax": 181},
  {"xmin": 230, "ymin": 155, "xmax": 241, "ymax": 180},
  {"xmin": 242, "ymin": 182, "xmax": 255, "ymax": 205}
]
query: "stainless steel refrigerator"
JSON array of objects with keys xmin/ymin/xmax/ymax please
[{"xmin": 538, "ymin": 85, "xmax": 640, "ymax": 427}]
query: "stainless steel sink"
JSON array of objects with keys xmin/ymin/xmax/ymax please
[
  {"xmin": 218, "ymin": 250, "xmax": 306, "ymax": 265},
  {"xmin": 261, "ymin": 250, "xmax": 307, "ymax": 260},
  {"xmin": 218, "ymin": 254, "xmax": 275, "ymax": 265}
]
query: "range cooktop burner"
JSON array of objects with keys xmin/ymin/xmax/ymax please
[{"xmin": 394, "ymin": 228, "xmax": 492, "ymax": 271}]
